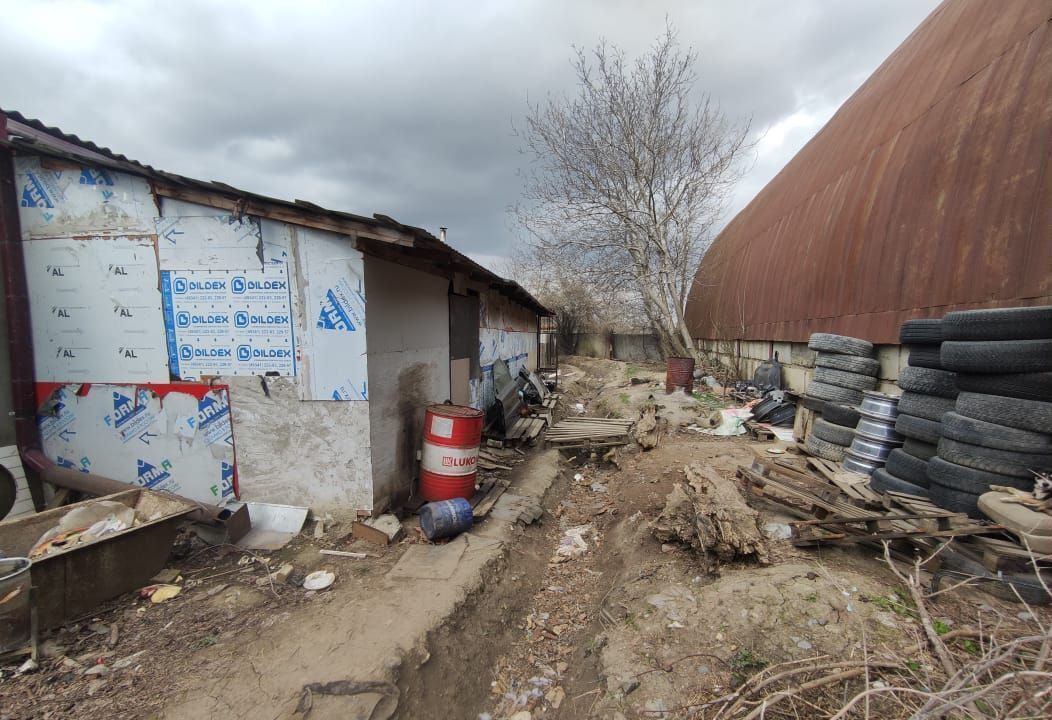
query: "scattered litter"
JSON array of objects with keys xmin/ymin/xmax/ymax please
[
  {"xmin": 139, "ymin": 584, "xmax": 181, "ymax": 604},
  {"xmin": 352, "ymin": 514, "xmax": 405, "ymax": 546},
  {"xmin": 589, "ymin": 483, "xmax": 607, "ymax": 493},
  {"xmin": 573, "ymin": 473, "xmax": 585, "ymax": 483},
  {"xmin": 111, "ymin": 650, "xmax": 146, "ymax": 670},
  {"xmin": 303, "ymin": 570, "xmax": 335, "ymax": 591},
  {"xmin": 17, "ymin": 658, "xmax": 37, "ymax": 674},
  {"xmin": 82, "ymin": 664, "xmax": 109, "ymax": 677},
  {"xmin": 573, "ymin": 403, "xmax": 585, "ymax": 414},
  {"xmin": 271, "ymin": 563, "xmax": 295, "ymax": 584},
  {"xmin": 700, "ymin": 408, "xmax": 750, "ymax": 436},
  {"xmin": 319, "ymin": 549, "xmax": 367, "ymax": 559},
  {"xmin": 765, "ymin": 447, "xmax": 786, "ymax": 455},
  {"xmin": 764, "ymin": 522, "xmax": 793, "ymax": 540},
  {"xmin": 554, "ymin": 525, "xmax": 592, "ymax": 560}
]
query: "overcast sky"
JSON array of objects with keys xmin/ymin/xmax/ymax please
[{"xmin": 1, "ymin": 0, "xmax": 939, "ymax": 270}]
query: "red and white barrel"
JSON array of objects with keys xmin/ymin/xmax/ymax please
[{"xmin": 420, "ymin": 403, "xmax": 485, "ymax": 502}]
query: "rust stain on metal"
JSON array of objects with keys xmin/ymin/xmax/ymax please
[{"xmin": 687, "ymin": 0, "xmax": 1052, "ymax": 344}]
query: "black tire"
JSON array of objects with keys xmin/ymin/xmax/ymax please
[
  {"xmin": 900, "ymin": 319, "xmax": 944, "ymax": 344},
  {"xmin": 812, "ymin": 418, "xmax": 855, "ymax": 446},
  {"xmin": 907, "ymin": 345, "xmax": 944, "ymax": 370},
  {"xmin": 942, "ymin": 411, "xmax": 1052, "ymax": 453},
  {"xmin": 937, "ymin": 437, "xmax": 1052, "ymax": 478},
  {"xmin": 956, "ymin": 372, "xmax": 1052, "ymax": 402},
  {"xmin": 898, "ymin": 367, "xmax": 958, "ymax": 399},
  {"xmin": 903, "ymin": 438, "xmax": 938, "ymax": 460},
  {"xmin": 822, "ymin": 403, "xmax": 861, "ymax": 428},
  {"xmin": 927, "ymin": 456, "xmax": 1034, "ymax": 494},
  {"xmin": 806, "ymin": 380, "xmax": 864, "ymax": 406},
  {"xmin": 870, "ymin": 467, "xmax": 928, "ymax": 497},
  {"xmin": 815, "ymin": 353, "xmax": 880, "ymax": 376},
  {"xmin": 955, "ymin": 392, "xmax": 1052, "ymax": 434},
  {"xmin": 943, "ymin": 305, "xmax": 1052, "ymax": 341},
  {"xmin": 807, "ymin": 333, "xmax": 875, "ymax": 358},
  {"xmin": 927, "ymin": 481, "xmax": 982, "ymax": 518},
  {"xmin": 897, "ymin": 392, "xmax": 956, "ymax": 422},
  {"xmin": 805, "ymin": 434, "xmax": 846, "ymax": 462},
  {"xmin": 886, "ymin": 448, "xmax": 930, "ymax": 487},
  {"xmin": 895, "ymin": 414, "xmax": 942, "ymax": 444},
  {"xmin": 942, "ymin": 339, "xmax": 1052, "ymax": 374},
  {"xmin": 800, "ymin": 395, "xmax": 827, "ymax": 413},
  {"xmin": 814, "ymin": 367, "xmax": 878, "ymax": 391},
  {"xmin": 933, "ymin": 547, "xmax": 1051, "ymax": 606}
]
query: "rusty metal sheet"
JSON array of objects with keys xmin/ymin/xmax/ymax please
[{"xmin": 687, "ymin": 0, "xmax": 1052, "ymax": 344}]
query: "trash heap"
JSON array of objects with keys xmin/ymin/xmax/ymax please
[{"xmin": 29, "ymin": 501, "xmax": 140, "ymax": 558}]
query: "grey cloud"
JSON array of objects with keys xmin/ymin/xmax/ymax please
[{"xmin": 0, "ymin": 0, "xmax": 939, "ymax": 261}]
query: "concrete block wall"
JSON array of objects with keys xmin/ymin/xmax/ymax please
[{"xmin": 698, "ymin": 339, "xmax": 909, "ymax": 396}]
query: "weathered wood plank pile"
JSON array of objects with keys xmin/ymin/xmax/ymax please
[
  {"xmin": 544, "ymin": 417, "xmax": 635, "ymax": 449},
  {"xmin": 736, "ymin": 456, "xmax": 1006, "ymax": 555}
]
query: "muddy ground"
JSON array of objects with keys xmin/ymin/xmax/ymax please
[{"xmin": 1, "ymin": 356, "xmax": 1048, "ymax": 719}]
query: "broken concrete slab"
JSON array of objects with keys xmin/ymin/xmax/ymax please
[{"xmin": 488, "ymin": 494, "xmax": 544, "ymax": 524}]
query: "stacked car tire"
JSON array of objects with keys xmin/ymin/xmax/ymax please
[
  {"xmin": 928, "ymin": 306, "xmax": 1052, "ymax": 517},
  {"xmin": 804, "ymin": 333, "xmax": 879, "ymax": 461},
  {"xmin": 807, "ymin": 402, "xmax": 861, "ymax": 462},
  {"xmin": 806, "ymin": 333, "xmax": 880, "ymax": 406},
  {"xmin": 883, "ymin": 319, "xmax": 957, "ymax": 497}
]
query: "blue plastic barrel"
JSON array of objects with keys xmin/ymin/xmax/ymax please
[{"xmin": 419, "ymin": 498, "xmax": 473, "ymax": 541}]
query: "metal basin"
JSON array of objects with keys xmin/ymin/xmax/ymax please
[
  {"xmin": 854, "ymin": 416, "xmax": 904, "ymax": 444},
  {"xmin": 843, "ymin": 451, "xmax": 882, "ymax": 477},
  {"xmin": 848, "ymin": 435, "xmax": 897, "ymax": 462},
  {"xmin": 860, "ymin": 391, "xmax": 900, "ymax": 420}
]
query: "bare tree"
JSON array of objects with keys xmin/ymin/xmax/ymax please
[{"xmin": 516, "ymin": 25, "xmax": 752, "ymax": 359}]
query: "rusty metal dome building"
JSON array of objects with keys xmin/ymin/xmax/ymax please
[{"xmin": 685, "ymin": 0, "xmax": 1052, "ymax": 345}]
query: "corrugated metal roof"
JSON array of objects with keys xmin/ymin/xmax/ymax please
[
  {"xmin": 685, "ymin": 0, "xmax": 1052, "ymax": 344},
  {"xmin": 0, "ymin": 109, "xmax": 551, "ymax": 316}
]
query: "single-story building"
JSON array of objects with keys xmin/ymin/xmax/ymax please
[{"xmin": 0, "ymin": 110, "xmax": 551, "ymax": 518}]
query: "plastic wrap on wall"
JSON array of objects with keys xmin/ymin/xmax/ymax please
[
  {"xmin": 15, "ymin": 156, "xmax": 157, "ymax": 239},
  {"xmin": 36, "ymin": 383, "xmax": 238, "ymax": 504},
  {"xmin": 155, "ymin": 215, "xmax": 264, "ymax": 271},
  {"xmin": 22, "ymin": 235, "xmax": 170, "ymax": 382},
  {"xmin": 160, "ymin": 267, "xmax": 296, "ymax": 379},
  {"xmin": 297, "ymin": 227, "xmax": 368, "ymax": 400}
]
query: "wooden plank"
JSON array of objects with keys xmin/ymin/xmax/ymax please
[
  {"xmin": 473, "ymin": 479, "xmax": 511, "ymax": 519},
  {"xmin": 793, "ymin": 525, "xmax": 1006, "ymax": 546},
  {"xmin": 152, "ymin": 183, "xmax": 413, "ymax": 246}
]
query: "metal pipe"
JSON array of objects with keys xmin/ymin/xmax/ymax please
[
  {"xmin": 0, "ymin": 130, "xmax": 46, "ymax": 511},
  {"xmin": 31, "ymin": 449, "xmax": 233, "ymax": 524}
]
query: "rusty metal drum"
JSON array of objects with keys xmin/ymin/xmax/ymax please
[
  {"xmin": 420, "ymin": 404, "xmax": 485, "ymax": 502},
  {"xmin": 666, "ymin": 356, "xmax": 696, "ymax": 394}
]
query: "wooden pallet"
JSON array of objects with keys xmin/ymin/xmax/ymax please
[
  {"xmin": 504, "ymin": 416, "xmax": 547, "ymax": 442},
  {"xmin": 545, "ymin": 416, "xmax": 634, "ymax": 448},
  {"xmin": 744, "ymin": 421, "xmax": 776, "ymax": 441},
  {"xmin": 791, "ymin": 514, "xmax": 1005, "ymax": 546}
]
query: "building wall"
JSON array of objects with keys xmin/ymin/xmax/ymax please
[
  {"xmin": 473, "ymin": 289, "xmax": 538, "ymax": 410},
  {"xmin": 686, "ymin": 0, "xmax": 1052, "ymax": 345},
  {"xmin": 364, "ymin": 256, "xmax": 451, "ymax": 512},
  {"xmin": 16, "ymin": 153, "xmax": 374, "ymax": 510},
  {"xmin": 697, "ymin": 338, "xmax": 909, "ymax": 396}
]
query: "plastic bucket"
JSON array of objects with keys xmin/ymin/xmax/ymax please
[
  {"xmin": 0, "ymin": 557, "xmax": 32, "ymax": 653},
  {"xmin": 419, "ymin": 498, "xmax": 474, "ymax": 541},
  {"xmin": 420, "ymin": 404, "xmax": 484, "ymax": 501}
]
